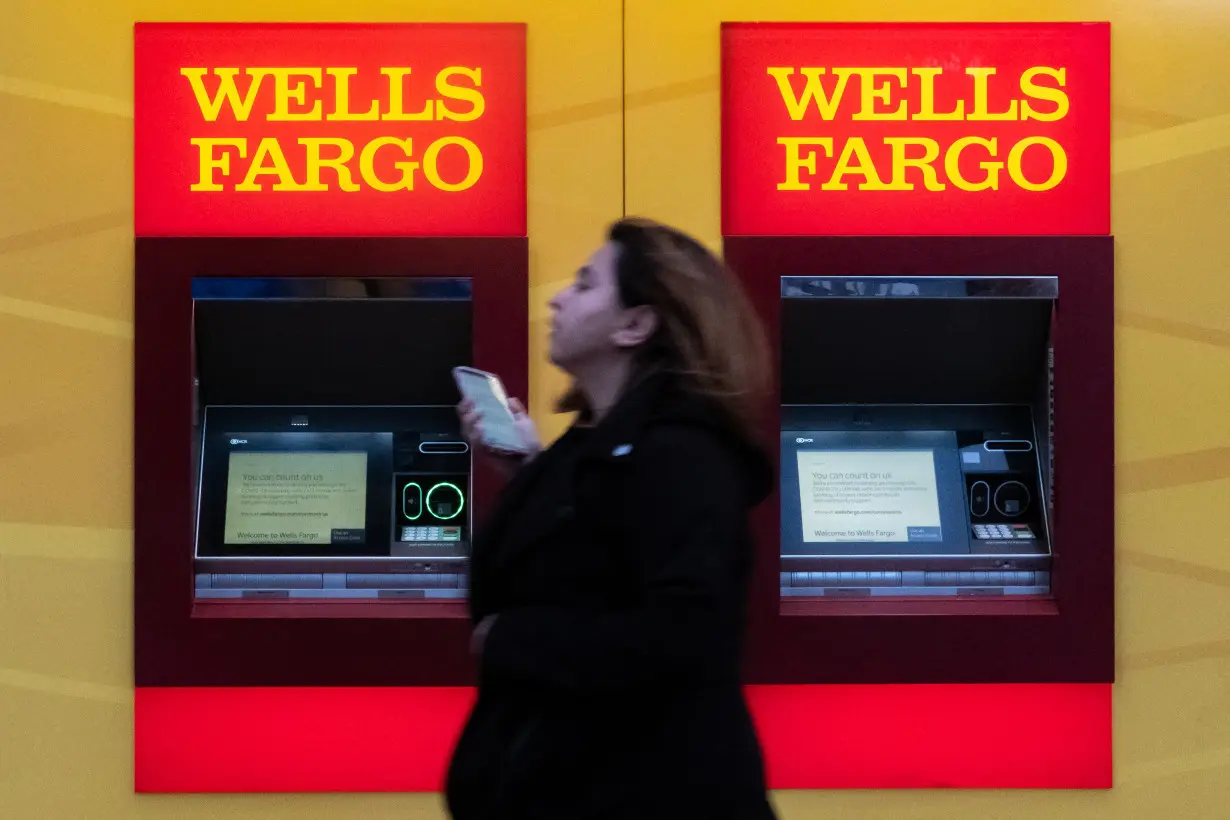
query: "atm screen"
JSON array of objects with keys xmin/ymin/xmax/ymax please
[
  {"xmin": 796, "ymin": 449, "xmax": 943, "ymax": 545},
  {"xmin": 223, "ymin": 451, "xmax": 369, "ymax": 546},
  {"xmin": 195, "ymin": 405, "xmax": 469, "ymax": 562},
  {"xmin": 781, "ymin": 429, "xmax": 970, "ymax": 557},
  {"xmin": 780, "ymin": 405, "xmax": 1052, "ymax": 598}
]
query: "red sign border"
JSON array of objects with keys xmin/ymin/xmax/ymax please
[
  {"xmin": 135, "ymin": 684, "xmax": 1112, "ymax": 791},
  {"xmin": 133, "ymin": 22, "xmax": 527, "ymax": 238},
  {"xmin": 720, "ymin": 21, "xmax": 1111, "ymax": 237}
]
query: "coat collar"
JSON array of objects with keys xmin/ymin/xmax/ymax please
[
  {"xmin": 470, "ymin": 372, "xmax": 675, "ymax": 582},
  {"xmin": 470, "ymin": 371, "xmax": 772, "ymax": 583},
  {"xmin": 570, "ymin": 369, "xmax": 675, "ymax": 465}
]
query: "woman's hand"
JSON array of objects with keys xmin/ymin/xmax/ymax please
[
  {"xmin": 457, "ymin": 397, "xmax": 542, "ymax": 477},
  {"xmin": 471, "ymin": 615, "xmax": 498, "ymax": 656}
]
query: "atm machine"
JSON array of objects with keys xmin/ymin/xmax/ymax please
[
  {"xmin": 130, "ymin": 20, "xmax": 530, "ymax": 790},
  {"xmin": 134, "ymin": 237, "xmax": 528, "ymax": 687},
  {"xmin": 715, "ymin": 20, "xmax": 1113, "ymax": 787},
  {"xmin": 191, "ymin": 277, "xmax": 475, "ymax": 603},
  {"xmin": 778, "ymin": 275, "xmax": 1055, "ymax": 600},
  {"xmin": 725, "ymin": 236, "xmax": 1114, "ymax": 686}
]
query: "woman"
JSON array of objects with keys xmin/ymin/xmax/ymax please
[{"xmin": 445, "ymin": 217, "xmax": 778, "ymax": 820}]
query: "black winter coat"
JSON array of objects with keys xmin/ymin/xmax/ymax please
[{"xmin": 445, "ymin": 373, "xmax": 778, "ymax": 820}]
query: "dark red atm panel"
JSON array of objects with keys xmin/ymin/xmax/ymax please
[
  {"xmin": 134, "ymin": 237, "xmax": 527, "ymax": 687},
  {"xmin": 727, "ymin": 236, "xmax": 1114, "ymax": 685}
]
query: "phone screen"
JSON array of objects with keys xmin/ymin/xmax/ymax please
[{"xmin": 453, "ymin": 369, "xmax": 527, "ymax": 453}]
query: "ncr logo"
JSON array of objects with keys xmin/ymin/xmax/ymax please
[
  {"xmin": 229, "ymin": 439, "xmax": 248, "ymax": 446},
  {"xmin": 795, "ymin": 437, "xmax": 814, "ymax": 444}
]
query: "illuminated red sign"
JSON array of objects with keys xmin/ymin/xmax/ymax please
[
  {"xmin": 135, "ymin": 684, "xmax": 1111, "ymax": 791},
  {"xmin": 721, "ymin": 23, "xmax": 1109, "ymax": 235},
  {"xmin": 135, "ymin": 23, "xmax": 526, "ymax": 237}
]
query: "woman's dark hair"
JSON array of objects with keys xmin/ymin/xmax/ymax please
[{"xmin": 556, "ymin": 217, "xmax": 771, "ymax": 436}]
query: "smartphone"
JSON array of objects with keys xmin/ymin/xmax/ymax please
[{"xmin": 451, "ymin": 367, "xmax": 529, "ymax": 454}]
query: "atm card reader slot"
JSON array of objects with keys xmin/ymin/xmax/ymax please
[
  {"xmin": 419, "ymin": 441, "xmax": 469, "ymax": 455},
  {"xmin": 984, "ymin": 440, "xmax": 1033, "ymax": 452}
]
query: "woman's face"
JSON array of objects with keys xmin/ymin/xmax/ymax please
[{"xmin": 548, "ymin": 242, "xmax": 644, "ymax": 372}]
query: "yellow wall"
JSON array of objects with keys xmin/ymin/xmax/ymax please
[{"xmin": 1, "ymin": 0, "xmax": 1227, "ymax": 817}]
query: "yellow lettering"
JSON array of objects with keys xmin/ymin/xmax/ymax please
[
  {"xmin": 1007, "ymin": 137, "xmax": 1067, "ymax": 191},
  {"xmin": 253, "ymin": 68, "xmax": 323, "ymax": 121},
  {"xmin": 822, "ymin": 137, "xmax": 884, "ymax": 191},
  {"xmin": 966, "ymin": 68, "xmax": 1019, "ymax": 121},
  {"xmin": 436, "ymin": 67, "xmax": 485, "ymax": 122},
  {"xmin": 882, "ymin": 137, "xmax": 945, "ymax": 191},
  {"xmin": 381, "ymin": 68, "xmax": 434, "ymax": 121},
  {"xmin": 1020, "ymin": 67, "xmax": 1069, "ymax": 122},
  {"xmin": 180, "ymin": 69, "xmax": 264, "ymax": 122},
  {"xmin": 326, "ymin": 68, "xmax": 380, "ymax": 121},
  {"xmin": 300, "ymin": 138, "xmax": 360, "ymax": 192},
  {"xmin": 422, "ymin": 137, "xmax": 483, "ymax": 191},
  {"xmin": 359, "ymin": 137, "xmax": 419, "ymax": 191},
  {"xmin": 946, "ymin": 137, "xmax": 1003, "ymax": 191},
  {"xmin": 776, "ymin": 137, "xmax": 833, "ymax": 190},
  {"xmin": 765, "ymin": 132, "xmax": 1067, "ymax": 195},
  {"xmin": 235, "ymin": 137, "xmax": 304, "ymax": 191},
  {"xmin": 912, "ymin": 68, "xmax": 965, "ymax": 121},
  {"xmin": 851, "ymin": 68, "xmax": 908, "ymax": 121},
  {"xmin": 767, "ymin": 67, "xmax": 855, "ymax": 121},
  {"xmin": 190, "ymin": 138, "xmax": 248, "ymax": 190}
]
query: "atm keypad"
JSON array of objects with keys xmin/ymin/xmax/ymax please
[
  {"xmin": 973, "ymin": 523, "xmax": 1034, "ymax": 540},
  {"xmin": 401, "ymin": 526, "xmax": 462, "ymax": 542}
]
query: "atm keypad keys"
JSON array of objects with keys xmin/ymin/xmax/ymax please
[
  {"xmin": 400, "ymin": 526, "xmax": 462, "ymax": 542},
  {"xmin": 973, "ymin": 523, "xmax": 1035, "ymax": 540}
]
